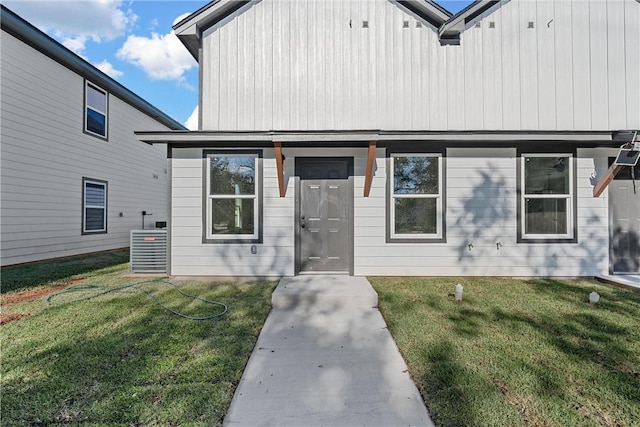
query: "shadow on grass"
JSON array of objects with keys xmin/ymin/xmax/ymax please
[
  {"xmin": 1, "ymin": 281, "xmax": 275, "ymax": 426},
  {"xmin": 375, "ymin": 278, "xmax": 640, "ymax": 426},
  {"xmin": 1, "ymin": 250, "xmax": 130, "ymax": 294}
]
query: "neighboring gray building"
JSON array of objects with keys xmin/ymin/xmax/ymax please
[
  {"xmin": 0, "ymin": 6, "xmax": 186, "ymax": 266},
  {"xmin": 138, "ymin": 0, "xmax": 640, "ymax": 277}
]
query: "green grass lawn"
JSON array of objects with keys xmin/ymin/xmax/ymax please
[
  {"xmin": 1, "ymin": 252, "xmax": 277, "ymax": 426},
  {"xmin": 370, "ymin": 277, "xmax": 640, "ymax": 427}
]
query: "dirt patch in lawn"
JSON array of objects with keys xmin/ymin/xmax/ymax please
[
  {"xmin": 1, "ymin": 282, "xmax": 72, "ymax": 307},
  {"xmin": 0, "ymin": 282, "xmax": 79, "ymax": 326},
  {"xmin": 0, "ymin": 312, "xmax": 31, "ymax": 326}
]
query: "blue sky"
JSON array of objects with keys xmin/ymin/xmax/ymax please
[{"xmin": 3, "ymin": 0, "xmax": 473, "ymax": 129}]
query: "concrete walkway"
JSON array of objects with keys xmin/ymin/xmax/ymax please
[
  {"xmin": 596, "ymin": 274, "xmax": 640, "ymax": 292},
  {"xmin": 223, "ymin": 275, "xmax": 434, "ymax": 427}
]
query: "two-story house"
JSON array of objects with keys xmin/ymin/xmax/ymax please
[
  {"xmin": 1, "ymin": 6, "xmax": 186, "ymax": 266},
  {"xmin": 137, "ymin": 0, "xmax": 640, "ymax": 278}
]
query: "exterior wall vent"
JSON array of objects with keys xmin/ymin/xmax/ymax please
[
  {"xmin": 528, "ymin": 21, "xmax": 534, "ymax": 28},
  {"xmin": 416, "ymin": 21, "xmax": 422, "ymax": 28},
  {"xmin": 489, "ymin": 21, "xmax": 495, "ymax": 28},
  {"xmin": 362, "ymin": 20, "xmax": 368, "ymax": 28},
  {"xmin": 130, "ymin": 230, "xmax": 167, "ymax": 273},
  {"xmin": 403, "ymin": 20, "xmax": 409, "ymax": 28},
  {"xmin": 475, "ymin": 22, "xmax": 481, "ymax": 28}
]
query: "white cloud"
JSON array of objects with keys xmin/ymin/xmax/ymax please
[
  {"xmin": 4, "ymin": 0, "xmax": 137, "ymax": 54},
  {"xmin": 116, "ymin": 24, "xmax": 196, "ymax": 82},
  {"xmin": 185, "ymin": 106, "xmax": 199, "ymax": 130},
  {"xmin": 60, "ymin": 35, "xmax": 88, "ymax": 54},
  {"xmin": 94, "ymin": 60, "xmax": 124, "ymax": 79}
]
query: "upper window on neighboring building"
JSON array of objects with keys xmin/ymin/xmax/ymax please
[
  {"xmin": 520, "ymin": 153, "xmax": 575, "ymax": 241},
  {"xmin": 204, "ymin": 151, "xmax": 262, "ymax": 243},
  {"xmin": 83, "ymin": 178, "xmax": 107, "ymax": 234},
  {"xmin": 388, "ymin": 152, "xmax": 445, "ymax": 242},
  {"xmin": 85, "ymin": 82, "xmax": 108, "ymax": 138}
]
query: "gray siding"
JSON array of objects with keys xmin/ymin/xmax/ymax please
[
  {"xmin": 1, "ymin": 31, "xmax": 171, "ymax": 266},
  {"xmin": 170, "ymin": 146, "xmax": 613, "ymax": 277},
  {"xmin": 200, "ymin": 0, "xmax": 639, "ymax": 131}
]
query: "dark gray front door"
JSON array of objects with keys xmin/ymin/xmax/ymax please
[
  {"xmin": 609, "ymin": 163, "xmax": 640, "ymax": 274},
  {"xmin": 296, "ymin": 158, "xmax": 352, "ymax": 273}
]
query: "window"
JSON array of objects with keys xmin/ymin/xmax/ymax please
[
  {"xmin": 82, "ymin": 178, "xmax": 107, "ymax": 234},
  {"xmin": 520, "ymin": 153, "xmax": 575, "ymax": 241},
  {"xmin": 204, "ymin": 151, "xmax": 262, "ymax": 243},
  {"xmin": 85, "ymin": 81, "xmax": 108, "ymax": 138},
  {"xmin": 388, "ymin": 152, "xmax": 445, "ymax": 242}
]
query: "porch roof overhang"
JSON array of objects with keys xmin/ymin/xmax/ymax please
[{"xmin": 135, "ymin": 129, "xmax": 619, "ymax": 146}]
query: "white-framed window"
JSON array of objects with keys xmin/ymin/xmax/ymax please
[
  {"xmin": 204, "ymin": 151, "xmax": 261, "ymax": 242},
  {"xmin": 388, "ymin": 152, "xmax": 444, "ymax": 241},
  {"xmin": 85, "ymin": 81, "xmax": 108, "ymax": 138},
  {"xmin": 520, "ymin": 153, "xmax": 575, "ymax": 241},
  {"xmin": 82, "ymin": 178, "xmax": 107, "ymax": 234}
]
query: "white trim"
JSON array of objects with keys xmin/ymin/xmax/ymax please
[
  {"xmin": 521, "ymin": 153, "xmax": 574, "ymax": 240},
  {"xmin": 205, "ymin": 153, "xmax": 259, "ymax": 240},
  {"xmin": 390, "ymin": 153, "xmax": 443, "ymax": 239}
]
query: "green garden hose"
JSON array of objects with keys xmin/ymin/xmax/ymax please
[{"xmin": 46, "ymin": 279, "xmax": 228, "ymax": 320}]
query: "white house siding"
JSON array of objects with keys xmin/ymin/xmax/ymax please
[
  {"xmin": 0, "ymin": 31, "xmax": 170, "ymax": 266},
  {"xmin": 200, "ymin": 0, "xmax": 640, "ymax": 132},
  {"xmin": 170, "ymin": 147, "xmax": 295, "ymax": 276},
  {"xmin": 170, "ymin": 146, "xmax": 613, "ymax": 277},
  {"xmin": 355, "ymin": 147, "xmax": 612, "ymax": 277}
]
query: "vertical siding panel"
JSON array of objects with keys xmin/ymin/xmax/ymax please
[
  {"xmin": 589, "ymin": 0, "xmax": 609, "ymax": 129},
  {"xmin": 237, "ymin": 12, "xmax": 250, "ymax": 130},
  {"xmin": 625, "ymin": 0, "xmax": 640, "ymax": 127},
  {"xmin": 606, "ymin": 0, "xmax": 627, "ymax": 129},
  {"xmin": 554, "ymin": 0, "xmax": 574, "ymax": 129},
  {"xmin": 274, "ymin": 0, "xmax": 290, "ymax": 129},
  {"xmin": 387, "ymin": 7, "xmax": 405, "ymax": 129},
  {"xmin": 483, "ymin": 8, "xmax": 503, "ymax": 129},
  {"xmin": 572, "ymin": 0, "xmax": 591, "ymax": 129},
  {"xmin": 220, "ymin": 19, "xmax": 238, "ymax": 129},
  {"xmin": 446, "ymin": 46, "xmax": 465, "ymax": 130},
  {"xmin": 311, "ymin": 0, "xmax": 324, "ymax": 130},
  {"xmin": 410, "ymin": 14, "xmax": 422, "ymax": 129},
  {"xmin": 464, "ymin": 22, "xmax": 483, "ymax": 129},
  {"xmin": 254, "ymin": 1, "xmax": 267, "ymax": 129},
  {"xmin": 205, "ymin": 30, "xmax": 221, "ymax": 130},
  {"xmin": 382, "ymin": 2, "xmax": 394, "ymax": 128},
  {"xmin": 334, "ymin": 0, "xmax": 346, "ymax": 128},
  {"xmin": 501, "ymin": 0, "xmax": 521, "ymax": 129},
  {"xmin": 367, "ymin": 0, "xmax": 379, "ymax": 129},
  {"xmin": 429, "ymin": 33, "xmax": 447, "ymax": 129},
  {"xmin": 537, "ymin": 0, "xmax": 557, "ymax": 129},
  {"xmin": 519, "ymin": 0, "xmax": 538, "ymax": 129},
  {"xmin": 421, "ymin": 24, "xmax": 431, "ymax": 129}
]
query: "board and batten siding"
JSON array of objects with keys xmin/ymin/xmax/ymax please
[
  {"xmin": 170, "ymin": 147, "xmax": 611, "ymax": 277},
  {"xmin": 200, "ymin": 0, "xmax": 639, "ymax": 132},
  {"xmin": 0, "ymin": 31, "xmax": 170, "ymax": 266}
]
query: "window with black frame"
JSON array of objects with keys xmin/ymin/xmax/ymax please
[
  {"xmin": 521, "ymin": 153, "xmax": 574, "ymax": 241},
  {"xmin": 204, "ymin": 151, "xmax": 261, "ymax": 242},
  {"xmin": 388, "ymin": 153, "xmax": 444, "ymax": 242}
]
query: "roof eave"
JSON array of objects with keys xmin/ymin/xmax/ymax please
[
  {"xmin": 439, "ymin": 0, "xmax": 502, "ymax": 41},
  {"xmin": 173, "ymin": 0, "xmax": 250, "ymax": 60}
]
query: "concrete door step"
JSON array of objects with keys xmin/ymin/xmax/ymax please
[{"xmin": 272, "ymin": 275, "xmax": 378, "ymax": 309}]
